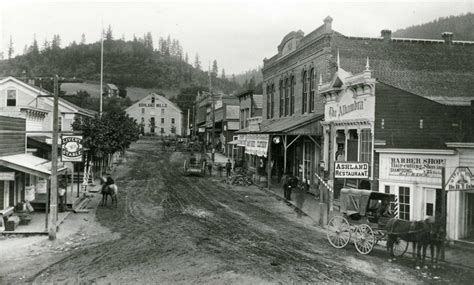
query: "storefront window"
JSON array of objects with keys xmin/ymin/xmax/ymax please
[
  {"xmin": 279, "ymin": 80, "xmax": 284, "ymax": 117},
  {"xmin": 290, "ymin": 76, "xmax": 295, "ymax": 115},
  {"xmin": 398, "ymin": 186, "xmax": 410, "ymax": 220},
  {"xmin": 360, "ymin": 129, "xmax": 372, "ymax": 163},
  {"xmin": 284, "ymin": 78, "xmax": 289, "ymax": 116},
  {"xmin": 302, "ymin": 71, "xmax": 308, "ymax": 114},
  {"xmin": 303, "ymin": 141, "xmax": 313, "ymax": 183}
]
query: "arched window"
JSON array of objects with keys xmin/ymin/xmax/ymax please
[
  {"xmin": 290, "ymin": 76, "xmax": 295, "ymax": 115},
  {"xmin": 302, "ymin": 71, "xmax": 308, "ymax": 114},
  {"xmin": 279, "ymin": 80, "xmax": 284, "ymax": 117},
  {"xmin": 309, "ymin": 68, "xmax": 315, "ymax": 113},
  {"xmin": 270, "ymin": 84, "xmax": 275, "ymax": 118},
  {"xmin": 284, "ymin": 78, "xmax": 289, "ymax": 116}
]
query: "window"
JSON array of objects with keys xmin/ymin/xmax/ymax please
[
  {"xmin": 266, "ymin": 84, "xmax": 271, "ymax": 119},
  {"xmin": 141, "ymin": 117, "xmax": 145, "ymax": 123},
  {"xmin": 398, "ymin": 186, "xmax": 410, "ymax": 220},
  {"xmin": 161, "ymin": 109, "xmax": 165, "ymax": 115},
  {"xmin": 279, "ymin": 80, "xmax": 284, "ymax": 117},
  {"xmin": 360, "ymin": 129, "xmax": 372, "ymax": 163},
  {"xmin": 141, "ymin": 108, "xmax": 145, "ymax": 114},
  {"xmin": 270, "ymin": 84, "xmax": 274, "ymax": 118},
  {"xmin": 151, "ymin": 97, "xmax": 155, "ymax": 104},
  {"xmin": 284, "ymin": 78, "xmax": 289, "ymax": 116},
  {"xmin": 161, "ymin": 128, "xmax": 164, "ymax": 134},
  {"xmin": 240, "ymin": 110, "xmax": 245, "ymax": 129},
  {"xmin": 171, "ymin": 118, "xmax": 175, "ymax": 124},
  {"xmin": 381, "ymin": 118, "xmax": 385, "ymax": 129},
  {"xmin": 384, "ymin": 185, "xmax": 390, "ymax": 194},
  {"xmin": 161, "ymin": 118, "xmax": 165, "ymax": 124},
  {"xmin": 302, "ymin": 71, "xmax": 308, "ymax": 114},
  {"xmin": 58, "ymin": 116, "xmax": 62, "ymax": 132},
  {"xmin": 419, "ymin": 119, "xmax": 423, "ymax": 129},
  {"xmin": 7, "ymin": 89, "xmax": 16, "ymax": 106},
  {"xmin": 309, "ymin": 69, "xmax": 315, "ymax": 113},
  {"xmin": 290, "ymin": 76, "xmax": 295, "ymax": 115}
]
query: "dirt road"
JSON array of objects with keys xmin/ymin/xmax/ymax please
[{"xmin": 4, "ymin": 138, "xmax": 473, "ymax": 284}]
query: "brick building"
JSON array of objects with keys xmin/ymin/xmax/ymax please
[{"xmin": 260, "ymin": 16, "xmax": 474, "ymax": 241}]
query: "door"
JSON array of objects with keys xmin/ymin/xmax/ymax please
[
  {"xmin": 347, "ymin": 139, "xmax": 358, "ymax": 161},
  {"xmin": 424, "ymin": 188, "xmax": 436, "ymax": 219},
  {"xmin": 150, "ymin": 117, "xmax": 155, "ymax": 133},
  {"xmin": 0, "ymin": 181, "xmax": 4, "ymax": 210},
  {"xmin": 465, "ymin": 193, "xmax": 474, "ymax": 240}
]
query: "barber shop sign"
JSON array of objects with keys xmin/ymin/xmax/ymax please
[{"xmin": 61, "ymin": 135, "xmax": 83, "ymax": 162}]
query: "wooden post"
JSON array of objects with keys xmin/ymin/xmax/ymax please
[
  {"xmin": 283, "ymin": 135, "xmax": 287, "ymax": 174},
  {"xmin": 64, "ymin": 170, "xmax": 68, "ymax": 211},
  {"xmin": 267, "ymin": 136, "xmax": 272, "ymax": 190},
  {"xmin": 45, "ymin": 179, "xmax": 50, "ymax": 231},
  {"xmin": 48, "ymin": 74, "xmax": 59, "ymax": 240},
  {"xmin": 76, "ymin": 162, "xmax": 80, "ymax": 198},
  {"xmin": 441, "ymin": 166, "xmax": 446, "ymax": 260}
]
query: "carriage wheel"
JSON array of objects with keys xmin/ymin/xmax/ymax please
[
  {"xmin": 354, "ymin": 224, "xmax": 376, "ymax": 255},
  {"xmin": 392, "ymin": 237, "xmax": 409, "ymax": 257},
  {"xmin": 327, "ymin": 216, "xmax": 351, "ymax": 249}
]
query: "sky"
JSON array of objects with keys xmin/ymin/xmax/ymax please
[{"xmin": 1, "ymin": 0, "xmax": 473, "ymax": 75}]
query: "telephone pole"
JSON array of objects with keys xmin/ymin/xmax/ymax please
[
  {"xmin": 209, "ymin": 62, "xmax": 215, "ymax": 155},
  {"xmin": 99, "ymin": 27, "xmax": 104, "ymax": 118},
  {"xmin": 49, "ymin": 74, "xmax": 59, "ymax": 240}
]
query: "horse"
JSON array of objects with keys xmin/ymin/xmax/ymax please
[
  {"xmin": 427, "ymin": 218, "xmax": 446, "ymax": 268},
  {"xmin": 386, "ymin": 218, "xmax": 432, "ymax": 269},
  {"xmin": 100, "ymin": 177, "xmax": 118, "ymax": 207}
]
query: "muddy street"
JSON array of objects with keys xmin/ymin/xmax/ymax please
[{"xmin": 26, "ymin": 138, "xmax": 472, "ymax": 284}]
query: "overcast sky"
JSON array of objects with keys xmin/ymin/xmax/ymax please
[{"xmin": 1, "ymin": 0, "xmax": 473, "ymax": 75}]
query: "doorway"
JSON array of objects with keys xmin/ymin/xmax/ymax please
[{"xmin": 465, "ymin": 193, "xmax": 474, "ymax": 241}]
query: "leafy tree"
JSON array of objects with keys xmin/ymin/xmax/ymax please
[{"xmin": 8, "ymin": 36, "xmax": 14, "ymax": 59}]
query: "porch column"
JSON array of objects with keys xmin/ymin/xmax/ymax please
[
  {"xmin": 344, "ymin": 128, "xmax": 349, "ymax": 161},
  {"xmin": 357, "ymin": 127, "xmax": 361, "ymax": 161},
  {"xmin": 283, "ymin": 135, "xmax": 287, "ymax": 174},
  {"xmin": 323, "ymin": 126, "xmax": 329, "ymax": 169},
  {"xmin": 267, "ymin": 135, "xmax": 272, "ymax": 190}
]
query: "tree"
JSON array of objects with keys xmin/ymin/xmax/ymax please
[
  {"xmin": 170, "ymin": 125, "xmax": 176, "ymax": 135},
  {"xmin": 80, "ymin": 33, "xmax": 86, "ymax": 44},
  {"xmin": 28, "ymin": 35, "xmax": 39, "ymax": 56},
  {"xmin": 51, "ymin": 34, "xmax": 61, "ymax": 49},
  {"xmin": 221, "ymin": 68, "xmax": 226, "ymax": 79},
  {"xmin": 194, "ymin": 53, "xmax": 201, "ymax": 70},
  {"xmin": 185, "ymin": 52, "xmax": 189, "ymax": 64},
  {"xmin": 8, "ymin": 36, "xmax": 14, "ymax": 60},
  {"xmin": 42, "ymin": 38, "xmax": 50, "ymax": 51},
  {"xmin": 105, "ymin": 25, "xmax": 113, "ymax": 41},
  {"xmin": 212, "ymin": 60, "xmax": 218, "ymax": 77},
  {"xmin": 144, "ymin": 32, "xmax": 153, "ymax": 50}
]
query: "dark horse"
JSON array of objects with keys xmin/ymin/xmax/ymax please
[
  {"xmin": 100, "ymin": 177, "xmax": 118, "ymax": 207},
  {"xmin": 386, "ymin": 218, "xmax": 432, "ymax": 268}
]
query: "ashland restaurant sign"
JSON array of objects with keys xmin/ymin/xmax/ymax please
[{"xmin": 335, "ymin": 162, "xmax": 369, "ymax": 179}]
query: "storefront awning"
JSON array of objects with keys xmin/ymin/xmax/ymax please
[
  {"xmin": 0, "ymin": 154, "xmax": 67, "ymax": 179},
  {"xmin": 236, "ymin": 114, "xmax": 323, "ymax": 136}
]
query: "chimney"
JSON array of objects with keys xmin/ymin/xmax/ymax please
[
  {"xmin": 442, "ymin": 32, "xmax": 453, "ymax": 44},
  {"xmin": 381, "ymin": 29, "xmax": 392, "ymax": 42},
  {"xmin": 324, "ymin": 16, "xmax": 333, "ymax": 31}
]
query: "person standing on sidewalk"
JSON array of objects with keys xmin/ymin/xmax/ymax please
[
  {"xmin": 225, "ymin": 159, "xmax": 232, "ymax": 177},
  {"xmin": 207, "ymin": 161, "xmax": 213, "ymax": 176},
  {"xmin": 295, "ymin": 180, "xmax": 307, "ymax": 218},
  {"xmin": 286, "ymin": 173, "xmax": 298, "ymax": 201},
  {"xmin": 58, "ymin": 181, "xmax": 67, "ymax": 212}
]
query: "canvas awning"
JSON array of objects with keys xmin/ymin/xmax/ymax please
[{"xmin": 0, "ymin": 154, "xmax": 67, "ymax": 179}]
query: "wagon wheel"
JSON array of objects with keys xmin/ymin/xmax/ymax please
[
  {"xmin": 327, "ymin": 216, "xmax": 351, "ymax": 249},
  {"xmin": 392, "ymin": 237, "xmax": 409, "ymax": 257},
  {"xmin": 354, "ymin": 224, "xmax": 376, "ymax": 255}
]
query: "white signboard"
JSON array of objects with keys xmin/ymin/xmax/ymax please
[
  {"xmin": 61, "ymin": 135, "xmax": 83, "ymax": 162},
  {"xmin": 389, "ymin": 157, "xmax": 445, "ymax": 178},
  {"xmin": 446, "ymin": 167, "xmax": 474, "ymax": 191},
  {"xmin": 0, "ymin": 172, "xmax": 15, "ymax": 180},
  {"xmin": 324, "ymin": 89, "xmax": 375, "ymax": 123},
  {"xmin": 244, "ymin": 134, "xmax": 269, "ymax": 157},
  {"xmin": 335, "ymin": 162, "xmax": 369, "ymax": 178}
]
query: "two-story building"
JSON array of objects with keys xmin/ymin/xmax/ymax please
[{"xmin": 125, "ymin": 93, "xmax": 182, "ymax": 136}]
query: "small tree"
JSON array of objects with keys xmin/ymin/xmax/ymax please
[{"xmin": 8, "ymin": 36, "xmax": 14, "ymax": 60}]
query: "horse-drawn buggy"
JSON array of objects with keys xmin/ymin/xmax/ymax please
[
  {"xmin": 183, "ymin": 152, "xmax": 206, "ymax": 176},
  {"xmin": 327, "ymin": 188, "xmax": 408, "ymax": 255}
]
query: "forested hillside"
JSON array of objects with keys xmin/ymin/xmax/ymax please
[
  {"xmin": 0, "ymin": 30, "xmax": 240, "ymax": 95},
  {"xmin": 393, "ymin": 13, "xmax": 474, "ymax": 40}
]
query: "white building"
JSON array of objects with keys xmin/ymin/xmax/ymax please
[{"xmin": 126, "ymin": 93, "xmax": 182, "ymax": 136}]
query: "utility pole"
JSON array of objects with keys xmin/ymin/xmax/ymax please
[
  {"xmin": 99, "ymin": 28, "xmax": 104, "ymax": 118},
  {"xmin": 209, "ymin": 62, "xmax": 215, "ymax": 160},
  {"xmin": 49, "ymin": 74, "xmax": 59, "ymax": 240}
]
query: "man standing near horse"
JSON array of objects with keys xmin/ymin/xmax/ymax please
[{"xmin": 101, "ymin": 174, "xmax": 118, "ymax": 207}]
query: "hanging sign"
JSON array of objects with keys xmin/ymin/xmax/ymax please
[
  {"xmin": 446, "ymin": 167, "xmax": 474, "ymax": 191},
  {"xmin": 244, "ymin": 134, "xmax": 269, "ymax": 157},
  {"xmin": 61, "ymin": 135, "xmax": 83, "ymax": 162},
  {"xmin": 0, "ymin": 172, "xmax": 15, "ymax": 180},
  {"xmin": 389, "ymin": 157, "xmax": 445, "ymax": 178},
  {"xmin": 334, "ymin": 162, "xmax": 369, "ymax": 178}
]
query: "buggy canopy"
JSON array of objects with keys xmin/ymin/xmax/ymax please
[{"xmin": 340, "ymin": 188, "xmax": 396, "ymax": 216}]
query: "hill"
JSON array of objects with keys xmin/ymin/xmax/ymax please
[
  {"xmin": 393, "ymin": 13, "xmax": 474, "ymax": 40},
  {"xmin": 0, "ymin": 36, "xmax": 240, "ymax": 95},
  {"xmin": 61, "ymin": 81, "xmax": 177, "ymax": 101}
]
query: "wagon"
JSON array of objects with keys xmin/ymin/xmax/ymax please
[
  {"xmin": 326, "ymin": 188, "xmax": 408, "ymax": 255},
  {"xmin": 183, "ymin": 152, "xmax": 206, "ymax": 176}
]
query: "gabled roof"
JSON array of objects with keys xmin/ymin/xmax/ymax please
[
  {"xmin": 0, "ymin": 76, "xmax": 95, "ymax": 117},
  {"xmin": 125, "ymin": 93, "xmax": 182, "ymax": 114},
  {"xmin": 107, "ymin": 83, "xmax": 118, "ymax": 90}
]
